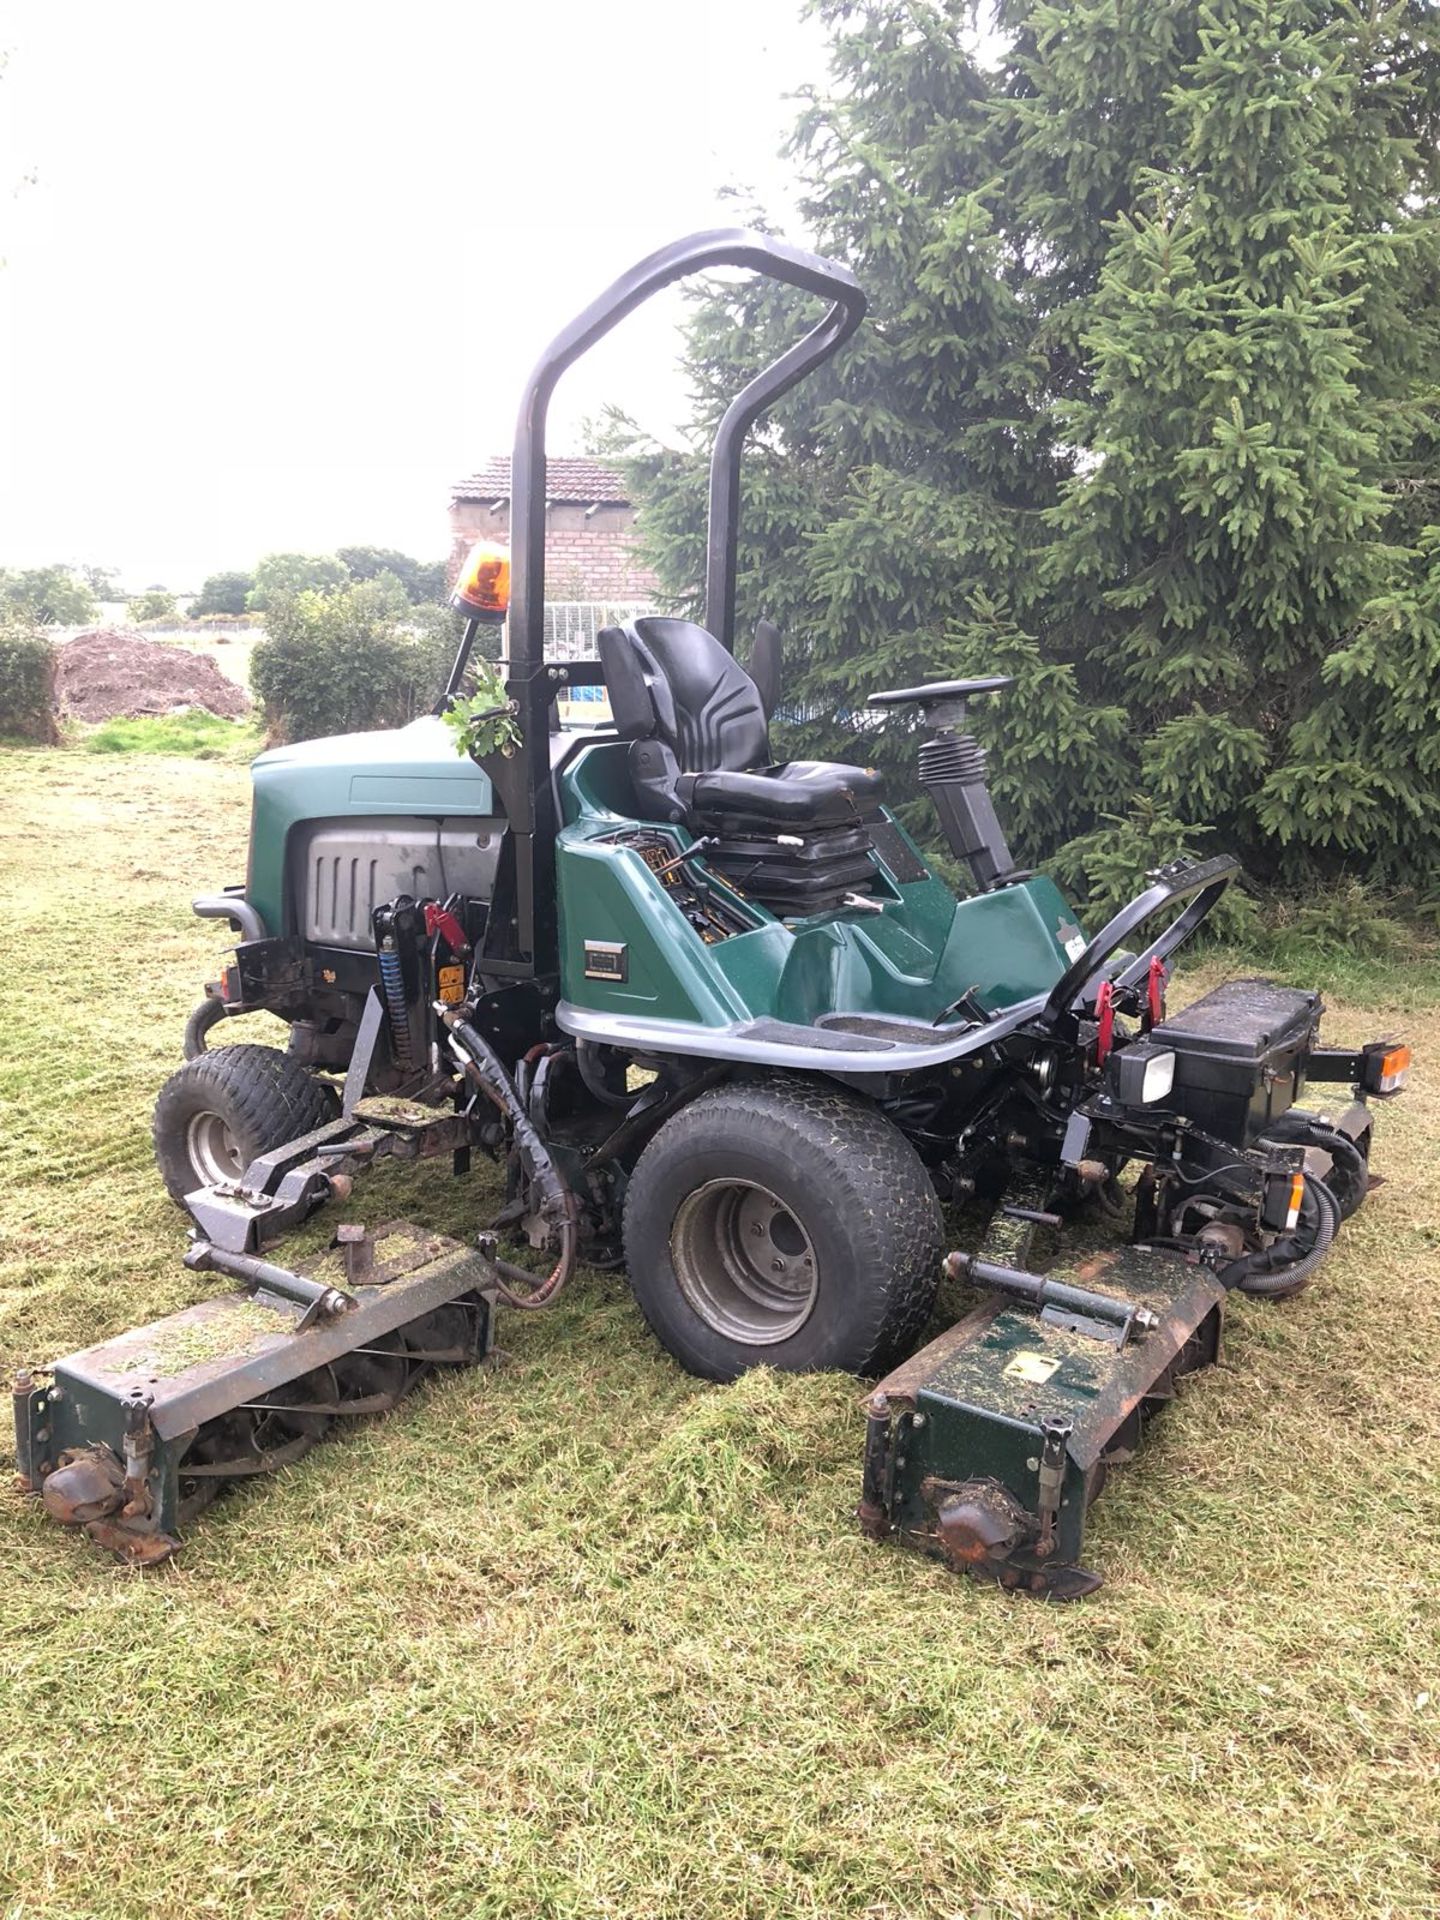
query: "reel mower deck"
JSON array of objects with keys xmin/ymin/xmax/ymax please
[
  {"xmin": 14, "ymin": 1223, "xmax": 498, "ymax": 1565},
  {"xmin": 859, "ymin": 1200, "xmax": 1227, "ymax": 1599}
]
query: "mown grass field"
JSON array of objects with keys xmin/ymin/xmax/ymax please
[{"xmin": 1, "ymin": 735, "xmax": 1437, "ymax": 1920}]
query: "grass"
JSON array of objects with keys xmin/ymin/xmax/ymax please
[
  {"xmin": 1, "ymin": 743, "xmax": 1437, "ymax": 1920},
  {"xmin": 71, "ymin": 711, "xmax": 265, "ymax": 761}
]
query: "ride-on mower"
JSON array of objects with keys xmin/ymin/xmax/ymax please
[{"xmin": 15, "ymin": 231, "xmax": 1410, "ymax": 1595}]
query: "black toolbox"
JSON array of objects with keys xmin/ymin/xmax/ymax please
[{"xmin": 1150, "ymin": 978, "xmax": 1321, "ymax": 1145}]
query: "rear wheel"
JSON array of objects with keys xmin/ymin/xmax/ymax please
[
  {"xmin": 153, "ymin": 1043, "xmax": 338, "ymax": 1204},
  {"xmin": 622, "ymin": 1078, "xmax": 943, "ymax": 1381}
]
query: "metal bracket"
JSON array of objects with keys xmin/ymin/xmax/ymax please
[
  {"xmin": 184, "ymin": 1241, "xmax": 355, "ymax": 1329},
  {"xmin": 343, "ymin": 987, "xmax": 387, "ymax": 1117}
]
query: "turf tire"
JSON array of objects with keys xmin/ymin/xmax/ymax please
[
  {"xmin": 153, "ymin": 1043, "xmax": 338, "ymax": 1204},
  {"xmin": 622, "ymin": 1076, "xmax": 943, "ymax": 1382}
]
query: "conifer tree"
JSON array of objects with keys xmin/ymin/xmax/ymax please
[
  {"xmin": 1051, "ymin": 0, "xmax": 1440, "ymax": 885},
  {"xmin": 623, "ymin": 0, "xmax": 1440, "ymax": 900}
]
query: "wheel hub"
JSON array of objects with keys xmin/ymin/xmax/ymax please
[
  {"xmin": 670, "ymin": 1178, "xmax": 819, "ymax": 1346},
  {"xmin": 185, "ymin": 1109, "xmax": 246, "ymax": 1185}
]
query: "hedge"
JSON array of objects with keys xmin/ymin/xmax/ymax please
[
  {"xmin": 0, "ymin": 621, "xmax": 58, "ymax": 743},
  {"xmin": 251, "ymin": 582, "xmax": 457, "ymax": 743}
]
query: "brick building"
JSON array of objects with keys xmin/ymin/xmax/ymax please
[{"xmin": 448, "ymin": 455, "xmax": 659, "ymax": 604}]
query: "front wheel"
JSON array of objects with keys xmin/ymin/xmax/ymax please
[
  {"xmin": 622, "ymin": 1078, "xmax": 943, "ymax": 1381},
  {"xmin": 153, "ymin": 1044, "xmax": 338, "ymax": 1204}
]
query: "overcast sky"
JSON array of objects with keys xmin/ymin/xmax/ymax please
[{"xmin": 0, "ymin": 1, "xmax": 829, "ymax": 589}]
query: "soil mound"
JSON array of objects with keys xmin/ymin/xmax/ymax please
[{"xmin": 55, "ymin": 629, "xmax": 251, "ymax": 723}]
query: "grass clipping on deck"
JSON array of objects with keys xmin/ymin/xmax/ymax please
[{"xmin": 0, "ymin": 742, "xmax": 1437, "ymax": 1920}]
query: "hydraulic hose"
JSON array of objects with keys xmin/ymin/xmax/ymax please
[
  {"xmin": 441, "ymin": 1007, "xmax": 578, "ymax": 1311},
  {"xmin": 183, "ymin": 995, "xmax": 230, "ymax": 1060},
  {"xmin": 1263, "ymin": 1112, "xmax": 1369, "ymax": 1220},
  {"xmin": 575, "ymin": 1038, "xmax": 634, "ymax": 1110},
  {"xmin": 1221, "ymin": 1173, "xmax": 1341, "ymax": 1298}
]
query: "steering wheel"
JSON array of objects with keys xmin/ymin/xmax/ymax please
[
  {"xmin": 1037, "ymin": 855, "xmax": 1241, "ymax": 1028},
  {"xmin": 867, "ymin": 676, "xmax": 1014, "ymax": 712}
]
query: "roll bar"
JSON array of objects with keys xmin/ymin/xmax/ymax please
[{"xmin": 489, "ymin": 228, "xmax": 866, "ymax": 978}]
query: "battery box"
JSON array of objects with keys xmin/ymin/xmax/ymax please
[{"xmin": 1151, "ymin": 978, "xmax": 1321, "ymax": 1145}]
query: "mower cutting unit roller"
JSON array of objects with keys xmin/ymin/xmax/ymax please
[{"xmin": 15, "ymin": 229, "xmax": 1411, "ymax": 1593}]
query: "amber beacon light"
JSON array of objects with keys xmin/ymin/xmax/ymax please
[{"xmin": 451, "ymin": 540, "xmax": 511, "ymax": 621}]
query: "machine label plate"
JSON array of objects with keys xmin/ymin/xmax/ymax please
[
  {"xmin": 1003, "ymin": 1350, "xmax": 1062, "ymax": 1385},
  {"xmin": 584, "ymin": 940, "xmax": 628, "ymax": 982}
]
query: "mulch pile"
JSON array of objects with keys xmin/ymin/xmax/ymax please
[{"xmin": 54, "ymin": 629, "xmax": 251, "ymax": 723}]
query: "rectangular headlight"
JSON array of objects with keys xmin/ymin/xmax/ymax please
[{"xmin": 1112, "ymin": 1044, "xmax": 1177, "ymax": 1107}]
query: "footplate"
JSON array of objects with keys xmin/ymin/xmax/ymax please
[
  {"xmin": 859, "ymin": 1242, "xmax": 1225, "ymax": 1599},
  {"xmin": 14, "ymin": 1223, "xmax": 498, "ymax": 1564}
]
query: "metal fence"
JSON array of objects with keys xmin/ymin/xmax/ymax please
[
  {"xmin": 542, "ymin": 601, "xmax": 654, "ymax": 662},
  {"xmin": 542, "ymin": 602, "xmax": 657, "ymax": 725}
]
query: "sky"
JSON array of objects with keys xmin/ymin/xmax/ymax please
[{"xmin": 0, "ymin": 1, "xmax": 830, "ymax": 590}]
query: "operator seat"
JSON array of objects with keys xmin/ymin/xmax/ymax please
[
  {"xmin": 598, "ymin": 617, "xmax": 883, "ymax": 826},
  {"xmin": 598, "ymin": 616, "xmax": 884, "ymax": 914}
]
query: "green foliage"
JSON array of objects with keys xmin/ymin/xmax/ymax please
[
  {"xmin": 337, "ymin": 545, "xmax": 447, "ymax": 605},
  {"xmin": 247, "ymin": 552, "xmax": 348, "ymax": 610},
  {"xmin": 0, "ymin": 564, "xmax": 96, "ymax": 626},
  {"xmin": 441, "ymin": 663, "xmax": 521, "ymax": 761},
  {"xmin": 79, "ymin": 563, "xmax": 120, "ymax": 599},
  {"xmin": 242, "ymin": 549, "xmax": 447, "ymax": 617},
  {"xmin": 127, "ymin": 588, "xmax": 179, "ymax": 624},
  {"xmin": 628, "ymin": 0, "xmax": 1440, "ymax": 907},
  {"xmin": 0, "ymin": 616, "xmax": 56, "ymax": 742},
  {"xmin": 190, "ymin": 570, "xmax": 254, "ymax": 617},
  {"xmin": 405, "ymin": 600, "xmax": 468, "ymax": 684},
  {"xmin": 1050, "ymin": 796, "xmax": 1257, "ymax": 940},
  {"xmin": 251, "ymin": 578, "xmax": 443, "ymax": 742}
]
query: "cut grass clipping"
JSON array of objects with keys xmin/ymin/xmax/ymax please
[{"xmin": 0, "ymin": 743, "xmax": 1437, "ymax": 1920}]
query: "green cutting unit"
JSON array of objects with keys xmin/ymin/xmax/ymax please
[{"xmin": 15, "ymin": 230, "xmax": 1411, "ymax": 1596}]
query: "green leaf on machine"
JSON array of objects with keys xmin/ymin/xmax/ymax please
[{"xmin": 442, "ymin": 664, "xmax": 521, "ymax": 762}]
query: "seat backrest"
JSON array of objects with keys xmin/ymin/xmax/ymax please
[{"xmin": 598, "ymin": 617, "xmax": 769, "ymax": 772}]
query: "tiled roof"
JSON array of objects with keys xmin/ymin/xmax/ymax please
[{"xmin": 451, "ymin": 456, "xmax": 630, "ymax": 506}]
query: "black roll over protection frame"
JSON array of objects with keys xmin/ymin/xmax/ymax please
[{"xmin": 469, "ymin": 229, "xmax": 867, "ymax": 985}]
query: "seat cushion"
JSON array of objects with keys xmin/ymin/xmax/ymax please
[{"xmin": 687, "ymin": 759, "xmax": 884, "ymax": 827}]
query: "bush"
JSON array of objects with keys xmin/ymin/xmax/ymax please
[
  {"xmin": 251, "ymin": 579, "xmax": 446, "ymax": 742},
  {"xmin": 190, "ymin": 570, "xmax": 254, "ymax": 618},
  {"xmin": 128, "ymin": 589, "xmax": 179, "ymax": 624},
  {"xmin": 0, "ymin": 619, "xmax": 57, "ymax": 742},
  {"xmin": 0, "ymin": 565, "xmax": 96, "ymax": 627},
  {"xmin": 247, "ymin": 552, "xmax": 348, "ymax": 611}
]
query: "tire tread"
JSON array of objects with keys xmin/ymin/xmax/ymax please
[
  {"xmin": 623, "ymin": 1074, "xmax": 942, "ymax": 1379},
  {"xmin": 152, "ymin": 1044, "xmax": 337, "ymax": 1202}
]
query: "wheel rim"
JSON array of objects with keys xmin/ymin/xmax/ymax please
[
  {"xmin": 670, "ymin": 1178, "xmax": 819, "ymax": 1346},
  {"xmin": 186, "ymin": 1109, "xmax": 246, "ymax": 1185}
]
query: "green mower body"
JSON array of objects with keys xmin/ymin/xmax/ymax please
[{"xmin": 17, "ymin": 227, "xmax": 1410, "ymax": 1594}]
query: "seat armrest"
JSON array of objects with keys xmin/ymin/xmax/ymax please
[{"xmin": 627, "ymin": 739, "xmax": 688, "ymax": 823}]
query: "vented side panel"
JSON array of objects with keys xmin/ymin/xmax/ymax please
[{"xmin": 295, "ymin": 817, "xmax": 502, "ymax": 948}]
